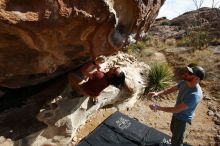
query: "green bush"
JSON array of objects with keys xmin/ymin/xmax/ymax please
[{"xmin": 146, "ymin": 62, "xmax": 174, "ymax": 92}]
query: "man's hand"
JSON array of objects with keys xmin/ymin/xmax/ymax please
[
  {"xmin": 149, "ymin": 104, "xmax": 160, "ymax": 112},
  {"xmin": 147, "ymin": 92, "xmax": 159, "ymax": 98}
]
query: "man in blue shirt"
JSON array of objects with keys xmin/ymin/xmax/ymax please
[{"xmin": 148, "ymin": 64, "xmax": 205, "ymax": 146}]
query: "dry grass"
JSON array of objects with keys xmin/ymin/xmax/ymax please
[{"xmin": 165, "ymin": 39, "xmax": 176, "ymax": 46}]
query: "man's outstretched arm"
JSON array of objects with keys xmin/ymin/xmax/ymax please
[
  {"xmin": 147, "ymin": 85, "xmax": 179, "ymax": 97},
  {"xmin": 150, "ymin": 103, "xmax": 189, "ymax": 113}
]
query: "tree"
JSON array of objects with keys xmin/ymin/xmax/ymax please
[
  {"xmin": 192, "ymin": 0, "xmax": 205, "ymax": 10},
  {"xmin": 211, "ymin": 0, "xmax": 220, "ymax": 8},
  {"xmin": 190, "ymin": 0, "xmax": 206, "ymax": 30}
]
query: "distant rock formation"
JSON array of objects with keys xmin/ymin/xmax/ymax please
[
  {"xmin": 0, "ymin": 0, "xmax": 164, "ymax": 88},
  {"xmin": 149, "ymin": 7, "xmax": 220, "ymax": 40},
  {"xmin": 171, "ymin": 7, "xmax": 220, "ymax": 31}
]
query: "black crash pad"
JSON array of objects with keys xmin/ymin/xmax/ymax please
[{"xmin": 77, "ymin": 112, "xmax": 170, "ymax": 146}]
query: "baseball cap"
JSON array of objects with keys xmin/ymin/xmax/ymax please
[{"xmin": 187, "ymin": 65, "xmax": 205, "ymax": 80}]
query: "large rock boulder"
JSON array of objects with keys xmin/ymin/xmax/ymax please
[
  {"xmin": 16, "ymin": 52, "xmax": 150, "ymax": 146},
  {"xmin": 0, "ymin": 0, "xmax": 164, "ymax": 88},
  {"xmin": 0, "ymin": 1, "xmax": 165, "ymax": 145}
]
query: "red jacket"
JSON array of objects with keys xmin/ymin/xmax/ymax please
[{"xmin": 82, "ymin": 71, "xmax": 109, "ymax": 97}]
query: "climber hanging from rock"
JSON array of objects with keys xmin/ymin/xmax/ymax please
[
  {"xmin": 68, "ymin": 65, "xmax": 125, "ymax": 105},
  {"xmin": 80, "ymin": 56, "xmax": 106, "ymax": 82}
]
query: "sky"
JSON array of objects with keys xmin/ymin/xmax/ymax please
[{"xmin": 157, "ymin": 0, "xmax": 220, "ymax": 19}]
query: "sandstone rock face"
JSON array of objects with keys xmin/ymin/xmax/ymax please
[{"xmin": 0, "ymin": 0, "xmax": 164, "ymax": 88}]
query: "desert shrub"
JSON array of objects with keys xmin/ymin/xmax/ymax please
[
  {"xmin": 160, "ymin": 21, "xmax": 176, "ymax": 26},
  {"xmin": 144, "ymin": 34, "xmax": 154, "ymax": 47},
  {"xmin": 160, "ymin": 21, "xmax": 171, "ymax": 26},
  {"xmin": 136, "ymin": 41, "xmax": 146, "ymax": 49},
  {"xmin": 169, "ymin": 22, "xmax": 178, "ymax": 26},
  {"xmin": 176, "ymin": 37, "xmax": 191, "ymax": 47},
  {"xmin": 127, "ymin": 41, "xmax": 146, "ymax": 53},
  {"xmin": 176, "ymin": 31, "xmax": 210, "ymax": 49},
  {"xmin": 145, "ymin": 35, "xmax": 163, "ymax": 48},
  {"xmin": 141, "ymin": 48, "xmax": 155, "ymax": 57},
  {"xmin": 165, "ymin": 38, "xmax": 176, "ymax": 46},
  {"xmin": 125, "ymin": 34, "xmax": 165, "ymax": 54},
  {"xmin": 146, "ymin": 62, "xmax": 174, "ymax": 92},
  {"xmin": 128, "ymin": 41, "xmax": 146, "ymax": 52},
  {"xmin": 186, "ymin": 49, "xmax": 213, "ymax": 67},
  {"xmin": 190, "ymin": 32, "xmax": 210, "ymax": 49},
  {"xmin": 126, "ymin": 44, "xmax": 136, "ymax": 53}
]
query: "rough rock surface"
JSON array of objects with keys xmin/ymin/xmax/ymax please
[
  {"xmin": 16, "ymin": 52, "xmax": 150, "ymax": 146},
  {"xmin": 0, "ymin": 0, "xmax": 164, "ymax": 88},
  {"xmin": 0, "ymin": 1, "xmax": 164, "ymax": 145}
]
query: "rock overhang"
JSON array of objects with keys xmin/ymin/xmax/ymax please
[{"xmin": 0, "ymin": 0, "xmax": 165, "ymax": 88}]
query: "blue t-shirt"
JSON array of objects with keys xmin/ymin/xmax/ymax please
[{"xmin": 173, "ymin": 80, "xmax": 202, "ymax": 122}]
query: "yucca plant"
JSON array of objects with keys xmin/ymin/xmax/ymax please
[{"xmin": 146, "ymin": 62, "xmax": 174, "ymax": 92}]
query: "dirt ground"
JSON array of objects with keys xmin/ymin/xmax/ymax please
[{"xmin": 75, "ymin": 95, "xmax": 219, "ymax": 146}]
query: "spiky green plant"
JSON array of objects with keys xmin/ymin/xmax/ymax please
[{"xmin": 146, "ymin": 62, "xmax": 174, "ymax": 92}]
